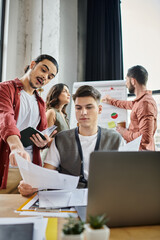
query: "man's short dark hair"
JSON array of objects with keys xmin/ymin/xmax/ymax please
[
  {"xmin": 72, "ymin": 85, "xmax": 101, "ymax": 103},
  {"xmin": 24, "ymin": 54, "xmax": 59, "ymax": 74},
  {"xmin": 34, "ymin": 54, "xmax": 59, "ymax": 74},
  {"xmin": 127, "ymin": 65, "xmax": 148, "ymax": 85}
]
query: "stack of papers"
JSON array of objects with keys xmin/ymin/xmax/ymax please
[
  {"xmin": 39, "ymin": 189, "xmax": 88, "ymax": 208},
  {"xmin": 16, "ymin": 194, "xmax": 78, "ymax": 218}
]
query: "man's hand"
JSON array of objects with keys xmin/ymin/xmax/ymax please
[
  {"xmin": 116, "ymin": 126, "xmax": 126, "ymax": 136},
  {"xmin": 18, "ymin": 180, "xmax": 38, "ymax": 196},
  {"xmin": 101, "ymin": 94, "xmax": 112, "ymax": 104},
  {"xmin": 30, "ymin": 133, "xmax": 53, "ymax": 149},
  {"xmin": 30, "ymin": 129, "xmax": 57, "ymax": 148},
  {"xmin": 7, "ymin": 135, "xmax": 31, "ymax": 166},
  {"xmin": 9, "ymin": 149, "xmax": 31, "ymax": 166}
]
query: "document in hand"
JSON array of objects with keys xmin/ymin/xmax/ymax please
[
  {"xmin": 38, "ymin": 189, "xmax": 88, "ymax": 208},
  {"xmin": 118, "ymin": 135, "xmax": 142, "ymax": 151},
  {"xmin": 15, "ymin": 153, "xmax": 79, "ymax": 190},
  {"xmin": 20, "ymin": 125, "xmax": 57, "ymax": 147}
]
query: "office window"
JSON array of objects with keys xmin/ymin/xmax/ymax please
[
  {"xmin": 0, "ymin": 0, "xmax": 5, "ymax": 82},
  {"xmin": 121, "ymin": 0, "xmax": 160, "ymax": 91}
]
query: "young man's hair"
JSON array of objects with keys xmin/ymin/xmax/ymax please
[
  {"xmin": 127, "ymin": 65, "xmax": 148, "ymax": 86},
  {"xmin": 24, "ymin": 54, "xmax": 59, "ymax": 74},
  {"xmin": 72, "ymin": 85, "xmax": 101, "ymax": 103}
]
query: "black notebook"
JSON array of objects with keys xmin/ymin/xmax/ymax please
[{"xmin": 20, "ymin": 125, "xmax": 57, "ymax": 147}]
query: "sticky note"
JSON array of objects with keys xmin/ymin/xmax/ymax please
[{"xmin": 108, "ymin": 121, "xmax": 116, "ymax": 128}]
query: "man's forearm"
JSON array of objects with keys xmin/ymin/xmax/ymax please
[{"xmin": 6, "ymin": 135, "xmax": 24, "ymax": 151}]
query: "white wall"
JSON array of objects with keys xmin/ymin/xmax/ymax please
[
  {"xmin": 3, "ymin": 0, "xmax": 160, "ymax": 94},
  {"xmin": 2, "ymin": 0, "xmax": 78, "ymax": 108},
  {"xmin": 121, "ymin": 0, "xmax": 160, "ymax": 90},
  {"xmin": 2, "ymin": 0, "xmax": 22, "ymax": 82},
  {"xmin": 59, "ymin": 0, "xmax": 78, "ymax": 115}
]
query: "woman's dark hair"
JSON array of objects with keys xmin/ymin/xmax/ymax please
[
  {"xmin": 46, "ymin": 83, "xmax": 69, "ymax": 116},
  {"xmin": 24, "ymin": 54, "xmax": 59, "ymax": 74}
]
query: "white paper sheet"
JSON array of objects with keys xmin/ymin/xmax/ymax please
[
  {"xmin": 15, "ymin": 153, "xmax": 79, "ymax": 190},
  {"xmin": 119, "ymin": 135, "xmax": 142, "ymax": 151},
  {"xmin": 15, "ymin": 194, "xmax": 78, "ymax": 218},
  {"xmin": 41, "ymin": 124, "xmax": 57, "ymax": 137},
  {"xmin": 38, "ymin": 189, "xmax": 88, "ymax": 208},
  {"xmin": 20, "ymin": 194, "xmax": 39, "ymax": 210},
  {"xmin": 18, "ymin": 211, "xmax": 78, "ymax": 218},
  {"xmin": 0, "ymin": 217, "xmax": 47, "ymax": 240}
]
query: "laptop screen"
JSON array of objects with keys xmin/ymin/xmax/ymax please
[{"xmin": 87, "ymin": 151, "xmax": 160, "ymax": 227}]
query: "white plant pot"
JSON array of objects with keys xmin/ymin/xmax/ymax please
[
  {"xmin": 85, "ymin": 224, "xmax": 110, "ymax": 240},
  {"xmin": 61, "ymin": 232, "xmax": 84, "ymax": 240}
]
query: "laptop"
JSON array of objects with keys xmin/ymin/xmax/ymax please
[{"xmin": 86, "ymin": 151, "xmax": 160, "ymax": 227}]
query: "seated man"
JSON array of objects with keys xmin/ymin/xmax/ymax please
[{"xmin": 18, "ymin": 85, "xmax": 122, "ymax": 196}]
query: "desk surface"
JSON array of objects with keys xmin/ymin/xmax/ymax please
[{"xmin": 1, "ymin": 194, "xmax": 160, "ymax": 240}]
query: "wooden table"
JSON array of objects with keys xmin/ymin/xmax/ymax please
[{"xmin": 1, "ymin": 194, "xmax": 160, "ymax": 240}]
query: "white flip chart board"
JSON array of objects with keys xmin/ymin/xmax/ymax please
[{"xmin": 70, "ymin": 80, "xmax": 127, "ymax": 129}]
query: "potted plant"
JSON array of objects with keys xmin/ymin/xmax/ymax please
[
  {"xmin": 85, "ymin": 214, "xmax": 110, "ymax": 240},
  {"xmin": 61, "ymin": 216, "xmax": 85, "ymax": 239}
]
